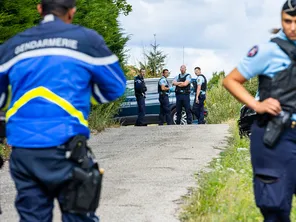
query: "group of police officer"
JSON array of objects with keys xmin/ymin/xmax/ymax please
[{"xmin": 134, "ymin": 65, "xmax": 207, "ymax": 126}]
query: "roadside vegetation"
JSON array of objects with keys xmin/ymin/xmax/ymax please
[{"xmin": 179, "ymin": 74, "xmax": 296, "ymax": 221}]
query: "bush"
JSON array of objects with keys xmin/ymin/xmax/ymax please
[
  {"xmin": 88, "ymin": 98, "xmax": 124, "ymax": 132},
  {"xmin": 206, "ymin": 75, "xmax": 258, "ymax": 124}
]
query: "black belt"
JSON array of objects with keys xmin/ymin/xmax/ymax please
[{"xmin": 159, "ymin": 93, "xmax": 168, "ymax": 96}]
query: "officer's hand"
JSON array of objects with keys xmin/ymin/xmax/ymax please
[
  {"xmin": 195, "ymin": 99, "xmax": 199, "ymax": 104},
  {"xmin": 255, "ymin": 98, "xmax": 281, "ymax": 116}
]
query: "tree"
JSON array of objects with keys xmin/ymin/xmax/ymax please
[
  {"xmin": 0, "ymin": 0, "xmax": 132, "ymax": 65},
  {"xmin": 139, "ymin": 34, "xmax": 167, "ymax": 77},
  {"xmin": 0, "ymin": 0, "xmax": 133, "ymax": 130},
  {"xmin": 74, "ymin": 0, "xmax": 132, "ymax": 64},
  {"xmin": 125, "ymin": 65, "xmax": 138, "ymax": 80},
  {"xmin": 0, "ymin": 0, "xmax": 41, "ymax": 44},
  {"xmin": 207, "ymin": 71, "xmax": 225, "ymax": 90}
]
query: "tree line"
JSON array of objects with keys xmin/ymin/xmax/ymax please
[{"xmin": 0, "ymin": 0, "xmax": 132, "ymax": 66}]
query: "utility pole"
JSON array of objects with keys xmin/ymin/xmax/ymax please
[
  {"xmin": 154, "ymin": 34, "xmax": 157, "ymax": 76},
  {"xmin": 183, "ymin": 46, "xmax": 185, "ymax": 65}
]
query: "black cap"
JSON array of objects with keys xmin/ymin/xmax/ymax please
[
  {"xmin": 283, "ymin": 0, "xmax": 296, "ymax": 16},
  {"xmin": 41, "ymin": 0, "xmax": 76, "ymax": 8}
]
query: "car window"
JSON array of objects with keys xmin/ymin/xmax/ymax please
[
  {"xmin": 146, "ymin": 80, "xmax": 158, "ymax": 93},
  {"xmin": 125, "ymin": 81, "xmax": 134, "ymax": 97}
]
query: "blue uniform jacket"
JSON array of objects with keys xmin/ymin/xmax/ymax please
[
  {"xmin": 237, "ymin": 29, "xmax": 296, "ymax": 120},
  {"xmin": 134, "ymin": 75, "xmax": 146, "ymax": 97},
  {"xmin": 0, "ymin": 15, "xmax": 126, "ymax": 148},
  {"xmin": 159, "ymin": 76, "xmax": 170, "ymax": 95}
]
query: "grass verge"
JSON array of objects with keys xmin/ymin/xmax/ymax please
[
  {"xmin": 0, "ymin": 141, "xmax": 11, "ymax": 160},
  {"xmin": 179, "ymin": 120, "xmax": 296, "ymax": 221},
  {"xmin": 179, "ymin": 120, "xmax": 260, "ymax": 221},
  {"xmin": 88, "ymin": 101, "xmax": 122, "ymax": 133}
]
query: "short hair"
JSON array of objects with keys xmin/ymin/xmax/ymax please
[
  {"xmin": 162, "ymin": 69, "xmax": 169, "ymax": 74},
  {"xmin": 41, "ymin": 0, "xmax": 76, "ymax": 16},
  {"xmin": 140, "ymin": 68, "xmax": 145, "ymax": 72},
  {"xmin": 194, "ymin": 67, "xmax": 201, "ymax": 71},
  {"xmin": 42, "ymin": 4, "xmax": 70, "ymax": 16}
]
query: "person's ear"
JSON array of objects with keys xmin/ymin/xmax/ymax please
[{"xmin": 68, "ymin": 7, "xmax": 76, "ymax": 21}]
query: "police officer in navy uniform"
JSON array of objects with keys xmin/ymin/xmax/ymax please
[
  {"xmin": 193, "ymin": 67, "xmax": 207, "ymax": 124},
  {"xmin": 223, "ymin": 1, "xmax": 296, "ymax": 221},
  {"xmin": 134, "ymin": 68, "xmax": 147, "ymax": 126},
  {"xmin": 0, "ymin": 0, "xmax": 126, "ymax": 221},
  {"xmin": 172, "ymin": 65, "xmax": 192, "ymax": 124},
  {"xmin": 158, "ymin": 69, "xmax": 172, "ymax": 125}
]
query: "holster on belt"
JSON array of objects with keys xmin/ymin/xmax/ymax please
[
  {"xmin": 261, "ymin": 111, "xmax": 291, "ymax": 148},
  {"xmin": 60, "ymin": 135, "xmax": 104, "ymax": 214}
]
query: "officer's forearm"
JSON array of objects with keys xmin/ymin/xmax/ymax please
[
  {"xmin": 179, "ymin": 82, "xmax": 187, "ymax": 87},
  {"xmin": 180, "ymin": 80, "xmax": 190, "ymax": 87},
  {"xmin": 172, "ymin": 81, "xmax": 180, "ymax": 86}
]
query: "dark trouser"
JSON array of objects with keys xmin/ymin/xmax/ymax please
[
  {"xmin": 176, "ymin": 94, "xmax": 192, "ymax": 125},
  {"xmin": 9, "ymin": 147, "xmax": 99, "ymax": 222},
  {"xmin": 250, "ymin": 121, "xmax": 296, "ymax": 222},
  {"xmin": 159, "ymin": 94, "xmax": 172, "ymax": 125},
  {"xmin": 193, "ymin": 94, "xmax": 206, "ymax": 124},
  {"xmin": 135, "ymin": 96, "xmax": 146, "ymax": 126}
]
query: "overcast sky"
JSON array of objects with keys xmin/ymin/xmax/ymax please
[{"xmin": 119, "ymin": 0, "xmax": 285, "ymax": 79}]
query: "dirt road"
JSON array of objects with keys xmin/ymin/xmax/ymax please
[{"xmin": 0, "ymin": 124, "xmax": 229, "ymax": 222}]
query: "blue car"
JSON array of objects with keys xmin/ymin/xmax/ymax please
[{"xmin": 114, "ymin": 77, "xmax": 208, "ymax": 125}]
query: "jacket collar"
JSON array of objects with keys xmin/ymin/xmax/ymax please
[
  {"xmin": 276, "ymin": 29, "xmax": 296, "ymax": 44},
  {"xmin": 41, "ymin": 14, "xmax": 64, "ymax": 24}
]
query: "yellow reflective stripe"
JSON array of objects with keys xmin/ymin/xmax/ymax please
[
  {"xmin": 6, "ymin": 87, "xmax": 88, "ymax": 127},
  {"xmin": 2, "ymin": 85, "xmax": 12, "ymax": 111},
  {"xmin": 90, "ymin": 95, "xmax": 99, "ymax": 105}
]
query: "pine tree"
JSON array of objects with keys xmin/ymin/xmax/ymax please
[{"xmin": 140, "ymin": 34, "xmax": 167, "ymax": 77}]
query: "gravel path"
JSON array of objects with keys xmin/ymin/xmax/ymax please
[{"xmin": 0, "ymin": 124, "xmax": 229, "ymax": 222}]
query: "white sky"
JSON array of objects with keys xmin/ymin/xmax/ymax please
[{"xmin": 119, "ymin": 0, "xmax": 285, "ymax": 79}]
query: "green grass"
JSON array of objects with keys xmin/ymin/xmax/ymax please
[
  {"xmin": 179, "ymin": 74, "xmax": 268, "ymax": 221},
  {"xmin": 179, "ymin": 120, "xmax": 296, "ymax": 222},
  {"xmin": 88, "ymin": 100, "xmax": 123, "ymax": 132},
  {"xmin": 205, "ymin": 77, "xmax": 258, "ymax": 124},
  {"xmin": 205, "ymin": 79, "xmax": 241, "ymax": 124},
  {"xmin": 0, "ymin": 140, "xmax": 11, "ymax": 160},
  {"xmin": 179, "ymin": 120, "xmax": 261, "ymax": 221}
]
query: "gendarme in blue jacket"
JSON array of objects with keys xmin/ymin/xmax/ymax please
[{"xmin": 0, "ymin": 14, "xmax": 126, "ymax": 148}]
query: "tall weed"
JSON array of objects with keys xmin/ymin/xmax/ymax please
[
  {"xmin": 88, "ymin": 99, "xmax": 123, "ymax": 132},
  {"xmin": 206, "ymin": 76, "xmax": 258, "ymax": 124}
]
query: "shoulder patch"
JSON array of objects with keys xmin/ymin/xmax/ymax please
[{"xmin": 247, "ymin": 46, "xmax": 259, "ymax": 57}]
